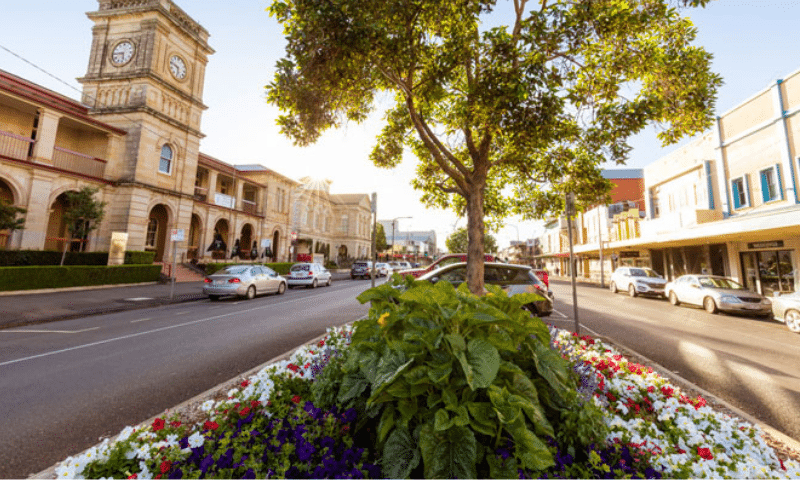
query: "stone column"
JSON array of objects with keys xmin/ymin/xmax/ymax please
[
  {"xmin": 20, "ymin": 170, "xmax": 58, "ymax": 249},
  {"xmin": 31, "ymin": 110, "xmax": 61, "ymax": 166},
  {"xmin": 207, "ymin": 170, "xmax": 218, "ymax": 204}
]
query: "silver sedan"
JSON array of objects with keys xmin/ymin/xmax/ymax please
[
  {"xmin": 771, "ymin": 291, "xmax": 800, "ymax": 333},
  {"xmin": 665, "ymin": 274, "xmax": 772, "ymax": 317},
  {"xmin": 203, "ymin": 265, "xmax": 287, "ymax": 301}
]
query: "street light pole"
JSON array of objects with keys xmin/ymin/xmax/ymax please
[{"xmin": 566, "ymin": 192, "xmax": 580, "ymax": 336}]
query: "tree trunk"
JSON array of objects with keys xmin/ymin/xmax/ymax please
[
  {"xmin": 465, "ymin": 186, "xmax": 486, "ymax": 295},
  {"xmin": 60, "ymin": 234, "xmax": 71, "ymax": 266}
]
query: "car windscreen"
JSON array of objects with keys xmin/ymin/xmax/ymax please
[
  {"xmin": 220, "ymin": 266, "xmax": 249, "ymax": 275},
  {"xmin": 290, "ymin": 264, "xmax": 310, "ymax": 272},
  {"xmin": 631, "ymin": 268, "xmax": 661, "ymax": 278},
  {"xmin": 699, "ymin": 277, "xmax": 745, "ymax": 289}
]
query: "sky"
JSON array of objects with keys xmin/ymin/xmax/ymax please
[{"xmin": 2, "ymin": 0, "xmax": 800, "ymax": 250}]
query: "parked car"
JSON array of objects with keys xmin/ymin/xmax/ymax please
[
  {"xmin": 609, "ymin": 267, "xmax": 667, "ymax": 298},
  {"xmin": 770, "ymin": 290, "xmax": 800, "ymax": 333},
  {"xmin": 664, "ymin": 274, "xmax": 772, "ymax": 317},
  {"xmin": 287, "ymin": 262, "xmax": 332, "ymax": 288},
  {"xmin": 417, "ymin": 262, "xmax": 553, "ymax": 317},
  {"xmin": 399, "ymin": 253, "xmax": 497, "ymax": 278},
  {"xmin": 350, "ymin": 261, "xmax": 374, "ymax": 279},
  {"xmin": 203, "ymin": 264, "xmax": 287, "ymax": 301},
  {"xmin": 375, "ymin": 262, "xmax": 390, "ymax": 277}
]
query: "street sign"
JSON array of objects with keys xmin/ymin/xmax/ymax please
[{"xmin": 170, "ymin": 228, "xmax": 185, "ymax": 241}]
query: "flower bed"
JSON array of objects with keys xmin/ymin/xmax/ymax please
[{"xmin": 53, "ymin": 281, "xmax": 800, "ymax": 479}]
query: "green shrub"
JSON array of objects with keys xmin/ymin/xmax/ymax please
[
  {"xmin": 201, "ymin": 262, "xmax": 295, "ymax": 276},
  {"xmin": 0, "ymin": 265, "xmax": 162, "ymax": 291},
  {"xmin": 124, "ymin": 250, "xmax": 156, "ymax": 265},
  {"xmin": 0, "ymin": 250, "xmax": 109, "ymax": 266},
  {"xmin": 312, "ymin": 277, "xmax": 608, "ymax": 479}
]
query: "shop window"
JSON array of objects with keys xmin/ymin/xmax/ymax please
[
  {"xmin": 731, "ymin": 176, "xmax": 750, "ymax": 209},
  {"xmin": 159, "ymin": 145, "xmax": 173, "ymax": 174},
  {"xmin": 759, "ymin": 165, "xmax": 783, "ymax": 203}
]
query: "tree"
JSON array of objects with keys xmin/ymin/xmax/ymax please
[
  {"xmin": 446, "ymin": 227, "xmax": 497, "ymax": 254},
  {"xmin": 267, "ymin": 0, "xmax": 721, "ymax": 294},
  {"xmin": 60, "ymin": 186, "xmax": 107, "ymax": 266},
  {"xmin": 375, "ymin": 222, "xmax": 388, "ymax": 253},
  {"xmin": 0, "ymin": 199, "xmax": 25, "ymax": 248}
]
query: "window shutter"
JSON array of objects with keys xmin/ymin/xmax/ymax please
[
  {"xmin": 705, "ymin": 161, "xmax": 715, "ymax": 210},
  {"xmin": 775, "ymin": 164, "xmax": 784, "ymax": 200},
  {"xmin": 732, "ymin": 180, "xmax": 741, "ymax": 209},
  {"xmin": 760, "ymin": 170, "xmax": 770, "ymax": 203},
  {"xmin": 744, "ymin": 174, "xmax": 752, "ymax": 207}
]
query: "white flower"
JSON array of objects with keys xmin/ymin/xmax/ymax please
[
  {"xmin": 188, "ymin": 431, "xmax": 205, "ymax": 448},
  {"xmin": 138, "ymin": 463, "xmax": 153, "ymax": 480},
  {"xmin": 55, "ymin": 463, "xmax": 77, "ymax": 479},
  {"xmin": 227, "ymin": 387, "xmax": 239, "ymax": 398},
  {"xmin": 135, "ymin": 444, "xmax": 152, "ymax": 461},
  {"xmin": 200, "ymin": 399, "xmax": 216, "ymax": 412},
  {"xmin": 164, "ymin": 434, "xmax": 179, "ymax": 448},
  {"xmin": 117, "ymin": 426, "xmax": 136, "ymax": 442}
]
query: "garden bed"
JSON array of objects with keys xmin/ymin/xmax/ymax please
[{"xmin": 48, "ymin": 279, "xmax": 800, "ymax": 479}]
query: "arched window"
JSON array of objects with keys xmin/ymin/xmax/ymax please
[
  {"xmin": 159, "ymin": 145, "xmax": 173, "ymax": 174},
  {"xmin": 145, "ymin": 218, "xmax": 158, "ymax": 247}
]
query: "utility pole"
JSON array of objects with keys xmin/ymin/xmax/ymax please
[
  {"xmin": 598, "ymin": 202, "xmax": 605, "ymax": 288},
  {"xmin": 371, "ymin": 193, "xmax": 377, "ymax": 288},
  {"xmin": 566, "ymin": 192, "xmax": 580, "ymax": 336}
]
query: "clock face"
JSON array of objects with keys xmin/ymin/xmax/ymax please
[
  {"xmin": 169, "ymin": 55, "xmax": 187, "ymax": 80},
  {"xmin": 111, "ymin": 41, "xmax": 134, "ymax": 65}
]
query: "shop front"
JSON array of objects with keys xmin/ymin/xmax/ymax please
[{"xmin": 739, "ymin": 240, "xmax": 796, "ymax": 296}]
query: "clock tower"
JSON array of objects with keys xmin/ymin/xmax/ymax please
[{"xmin": 78, "ymin": 0, "xmax": 214, "ymax": 260}]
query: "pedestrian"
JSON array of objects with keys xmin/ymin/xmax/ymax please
[
  {"xmin": 231, "ymin": 239, "xmax": 241, "ymax": 260},
  {"xmin": 555, "ymin": 266, "xmax": 560, "ymax": 276}
]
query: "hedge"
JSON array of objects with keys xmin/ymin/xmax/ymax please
[
  {"xmin": 124, "ymin": 251, "xmax": 156, "ymax": 265},
  {"xmin": 0, "ymin": 250, "xmax": 158, "ymax": 266},
  {"xmin": 201, "ymin": 262, "xmax": 296, "ymax": 276},
  {"xmin": 0, "ymin": 265, "xmax": 162, "ymax": 291}
]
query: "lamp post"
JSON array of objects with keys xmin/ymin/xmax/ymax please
[
  {"xmin": 391, "ymin": 216, "xmax": 412, "ymax": 260},
  {"xmin": 566, "ymin": 192, "xmax": 580, "ymax": 336}
]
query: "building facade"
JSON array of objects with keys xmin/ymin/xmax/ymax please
[
  {"xmin": 0, "ymin": 0, "xmax": 371, "ymax": 264},
  {"xmin": 539, "ymin": 70, "xmax": 800, "ymax": 296}
]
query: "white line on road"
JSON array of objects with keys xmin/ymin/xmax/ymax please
[
  {"xmin": 130, "ymin": 317, "xmax": 153, "ymax": 323},
  {"xmin": 0, "ymin": 294, "xmax": 361, "ymax": 368},
  {"xmin": 0, "ymin": 327, "xmax": 100, "ymax": 334},
  {"xmin": 552, "ymin": 309, "xmax": 568, "ymax": 318}
]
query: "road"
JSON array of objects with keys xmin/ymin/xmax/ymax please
[
  {"xmin": 2, "ymin": 277, "xmax": 799, "ymax": 477},
  {"xmin": 0, "ymin": 279, "xmax": 379, "ymax": 479},
  {"xmin": 546, "ymin": 279, "xmax": 800, "ymax": 443}
]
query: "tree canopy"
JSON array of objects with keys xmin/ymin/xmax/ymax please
[
  {"xmin": 267, "ymin": 0, "xmax": 721, "ymax": 293},
  {"xmin": 59, "ymin": 186, "xmax": 107, "ymax": 265},
  {"xmin": 446, "ymin": 227, "xmax": 498, "ymax": 254},
  {"xmin": 375, "ymin": 222, "xmax": 388, "ymax": 253}
]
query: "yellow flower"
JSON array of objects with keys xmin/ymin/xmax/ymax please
[{"xmin": 378, "ymin": 312, "xmax": 390, "ymax": 327}]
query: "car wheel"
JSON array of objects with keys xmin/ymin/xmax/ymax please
[
  {"xmin": 610, "ymin": 282, "xmax": 617, "ymax": 294},
  {"xmin": 326, "ymin": 277, "xmax": 332, "ymax": 286},
  {"xmin": 245, "ymin": 285, "xmax": 256, "ymax": 300},
  {"xmin": 628, "ymin": 284, "xmax": 637, "ymax": 298},
  {"xmin": 668, "ymin": 291, "xmax": 680, "ymax": 306},
  {"xmin": 277, "ymin": 282, "xmax": 286, "ymax": 295},
  {"xmin": 785, "ymin": 310, "xmax": 800, "ymax": 333},
  {"xmin": 310, "ymin": 279, "xmax": 318, "ymax": 289},
  {"xmin": 351, "ymin": 275, "xmax": 355, "ymax": 280},
  {"xmin": 208, "ymin": 295, "xmax": 220, "ymax": 302},
  {"xmin": 703, "ymin": 296, "xmax": 718, "ymax": 314}
]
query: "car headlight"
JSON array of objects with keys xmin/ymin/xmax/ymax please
[
  {"xmin": 762, "ymin": 298, "xmax": 772, "ymax": 305},
  {"xmin": 719, "ymin": 295, "xmax": 742, "ymax": 304}
]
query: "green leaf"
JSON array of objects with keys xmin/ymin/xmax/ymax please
[
  {"xmin": 457, "ymin": 337, "xmax": 500, "ymax": 390},
  {"xmin": 434, "ymin": 409, "xmax": 454, "ymax": 431},
  {"xmin": 507, "ymin": 417, "xmax": 554, "ymax": 472},
  {"xmin": 382, "ymin": 427, "xmax": 420, "ymax": 479},
  {"xmin": 337, "ymin": 371, "xmax": 368, "ymax": 403},
  {"xmin": 487, "ymin": 451, "xmax": 519, "ymax": 479},
  {"xmin": 419, "ymin": 423, "xmax": 477, "ymax": 479},
  {"xmin": 444, "ymin": 333, "xmax": 466, "ymax": 353},
  {"xmin": 427, "ymin": 361, "xmax": 452, "ymax": 384},
  {"xmin": 378, "ymin": 406, "xmax": 396, "ymax": 443}
]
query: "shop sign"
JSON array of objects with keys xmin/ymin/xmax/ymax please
[
  {"xmin": 619, "ymin": 251, "xmax": 639, "ymax": 258},
  {"xmin": 747, "ymin": 240, "xmax": 783, "ymax": 249}
]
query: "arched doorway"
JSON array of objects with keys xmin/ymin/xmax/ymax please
[
  {"xmin": 0, "ymin": 179, "xmax": 18, "ymax": 249},
  {"xmin": 209, "ymin": 219, "xmax": 230, "ymax": 260},
  {"xmin": 272, "ymin": 230, "xmax": 280, "ymax": 262},
  {"xmin": 239, "ymin": 224, "xmax": 254, "ymax": 260},
  {"xmin": 145, "ymin": 204, "xmax": 169, "ymax": 261},
  {"xmin": 45, "ymin": 192, "xmax": 89, "ymax": 252},
  {"xmin": 338, "ymin": 245, "xmax": 348, "ymax": 265},
  {"xmin": 188, "ymin": 214, "xmax": 202, "ymax": 262}
]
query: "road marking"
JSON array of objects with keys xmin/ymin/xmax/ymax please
[
  {"xmin": 175, "ymin": 310, "xmax": 190, "ymax": 315},
  {"xmin": 130, "ymin": 317, "xmax": 154, "ymax": 323},
  {"xmin": 1, "ymin": 327, "xmax": 99, "ymax": 334},
  {"xmin": 552, "ymin": 309, "xmax": 568, "ymax": 318}
]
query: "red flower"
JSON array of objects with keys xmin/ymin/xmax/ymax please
[
  {"xmin": 647, "ymin": 386, "xmax": 655, "ymax": 393},
  {"xmin": 204, "ymin": 420, "xmax": 219, "ymax": 430},
  {"xmin": 697, "ymin": 447, "xmax": 714, "ymax": 460},
  {"xmin": 606, "ymin": 392, "xmax": 617, "ymax": 402},
  {"xmin": 170, "ymin": 420, "xmax": 181, "ymax": 428},
  {"xmin": 291, "ymin": 395, "xmax": 302, "ymax": 404},
  {"xmin": 660, "ymin": 386, "xmax": 674, "ymax": 397},
  {"xmin": 240, "ymin": 407, "xmax": 250, "ymax": 416},
  {"xmin": 155, "ymin": 476, "xmax": 162, "ymax": 480},
  {"xmin": 240, "ymin": 380, "xmax": 250, "ymax": 388},
  {"xmin": 695, "ymin": 397, "xmax": 707, "ymax": 409},
  {"xmin": 287, "ymin": 363, "xmax": 300, "ymax": 373},
  {"xmin": 780, "ymin": 458, "xmax": 786, "ymax": 471},
  {"xmin": 318, "ymin": 340, "xmax": 325, "ymax": 347},
  {"xmin": 127, "ymin": 475, "xmax": 138, "ymax": 479},
  {"xmin": 160, "ymin": 460, "xmax": 172, "ymax": 474},
  {"xmin": 250, "ymin": 400, "xmax": 260, "ymax": 408},
  {"xmin": 152, "ymin": 418, "xmax": 166, "ymax": 432}
]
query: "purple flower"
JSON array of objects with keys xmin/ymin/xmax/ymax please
[
  {"xmin": 342, "ymin": 408, "xmax": 357, "ymax": 423},
  {"xmin": 242, "ymin": 468, "xmax": 256, "ymax": 479},
  {"xmin": 297, "ymin": 440, "xmax": 317, "ymax": 462},
  {"xmin": 167, "ymin": 467, "xmax": 183, "ymax": 479},
  {"xmin": 216, "ymin": 448, "xmax": 233, "ymax": 469},
  {"xmin": 199, "ymin": 454, "xmax": 214, "ymax": 474}
]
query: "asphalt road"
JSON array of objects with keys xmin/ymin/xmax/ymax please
[
  {"xmin": 546, "ymin": 279, "xmax": 800, "ymax": 443},
  {"xmin": 0, "ymin": 278, "xmax": 380, "ymax": 479}
]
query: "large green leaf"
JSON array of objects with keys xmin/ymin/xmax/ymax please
[
  {"xmin": 457, "ymin": 337, "xmax": 500, "ymax": 390},
  {"xmin": 337, "ymin": 371, "xmax": 368, "ymax": 403},
  {"xmin": 419, "ymin": 423, "xmax": 477, "ymax": 479},
  {"xmin": 486, "ymin": 451, "xmax": 519, "ymax": 479},
  {"xmin": 507, "ymin": 417, "xmax": 554, "ymax": 472},
  {"xmin": 383, "ymin": 427, "xmax": 420, "ymax": 479}
]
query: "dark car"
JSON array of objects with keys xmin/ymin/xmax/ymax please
[
  {"xmin": 417, "ymin": 262, "xmax": 554, "ymax": 317},
  {"xmin": 350, "ymin": 261, "xmax": 373, "ymax": 279}
]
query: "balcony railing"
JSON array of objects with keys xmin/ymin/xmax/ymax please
[
  {"xmin": 193, "ymin": 185, "xmax": 208, "ymax": 202},
  {"xmin": 241, "ymin": 199, "xmax": 257, "ymax": 215},
  {"xmin": 0, "ymin": 129, "xmax": 34, "ymax": 161},
  {"xmin": 53, "ymin": 146, "xmax": 106, "ymax": 178}
]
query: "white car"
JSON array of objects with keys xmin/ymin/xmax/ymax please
[
  {"xmin": 287, "ymin": 262, "xmax": 332, "ymax": 288},
  {"xmin": 375, "ymin": 262, "xmax": 390, "ymax": 277},
  {"xmin": 609, "ymin": 266, "xmax": 667, "ymax": 298}
]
